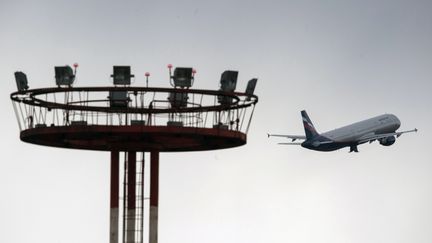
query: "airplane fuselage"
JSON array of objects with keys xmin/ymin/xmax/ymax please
[{"xmin": 301, "ymin": 114, "xmax": 401, "ymax": 151}]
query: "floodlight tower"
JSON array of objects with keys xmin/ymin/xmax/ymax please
[{"xmin": 10, "ymin": 64, "xmax": 259, "ymax": 243}]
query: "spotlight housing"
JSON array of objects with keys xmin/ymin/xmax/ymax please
[
  {"xmin": 14, "ymin": 71, "xmax": 29, "ymax": 91},
  {"xmin": 245, "ymin": 78, "xmax": 257, "ymax": 101},
  {"xmin": 219, "ymin": 70, "xmax": 238, "ymax": 92},
  {"xmin": 217, "ymin": 70, "xmax": 238, "ymax": 105},
  {"xmin": 245, "ymin": 78, "xmax": 257, "ymax": 95},
  {"xmin": 112, "ymin": 66, "xmax": 134, "ymax": 85},
  {"xmin": 55, "ymin": 66, "xmax": 75, "ymax": 86},
  {"xmin": 172, "ymin": 67, "xmax": 193, "ymax": 88}
]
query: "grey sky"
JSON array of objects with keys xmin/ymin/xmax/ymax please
[{"xmin": 1, "ymin": 0, "xmax": 431, "ymax": 242}]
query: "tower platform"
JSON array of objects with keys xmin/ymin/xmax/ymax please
[{"xmin": 20, "ymin": 125, "xmax": 246, "ymax": 151}]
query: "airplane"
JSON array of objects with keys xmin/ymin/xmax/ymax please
[{"xmin": 268, "ymin": 110, "xmax": 417, "ymax": 153}]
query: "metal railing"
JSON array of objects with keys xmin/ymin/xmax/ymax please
[{"xmin": 11, "ymin": 86, "xmax": 258, "ymax": 134}]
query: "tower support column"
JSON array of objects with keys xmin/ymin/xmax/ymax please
[
  {"xmin": 126, "ymin": 151, "xmax": 137, "ymax": 243},
  {"xmin": 110, "ymin": 151, "xmax": 120, "ymax": 243},
  {"xmin": 149, "ymin": 151, "xmax": 159, "ymax": 243}
]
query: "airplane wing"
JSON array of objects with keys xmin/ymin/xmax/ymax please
[
  {"xmin": 357, "ymin": 128, "xmax": 418, "ymax": 144},
  {"xmin": 267, "ymin": 133, "xmax": 306, "ymax": 142}
]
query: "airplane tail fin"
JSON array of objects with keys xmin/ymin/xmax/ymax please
[{"xmin": 301, "ymin": 110, "xmax": 319, "ymax": 140}]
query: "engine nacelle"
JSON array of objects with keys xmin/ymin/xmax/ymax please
[{"xmin": 379, "ymin": 136, "xmax": 396, "ymax": 146}]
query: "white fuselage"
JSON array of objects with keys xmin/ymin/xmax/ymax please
[{"xmin": 321, "ymin": 114, "xmax": 401, "ymax": 143}]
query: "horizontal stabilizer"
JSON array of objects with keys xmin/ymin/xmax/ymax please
[
  {"xmin": 268, "ymin": 133, "xmax": 306, "ymax": 141},
  {"xmin": 278, "ymin": 142, "xmax": 303, "ymax": 145}
]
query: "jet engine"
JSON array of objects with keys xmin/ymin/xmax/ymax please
[{"xmin": 379, "ymin": 136, "xmax": 396, "ymax": 146}]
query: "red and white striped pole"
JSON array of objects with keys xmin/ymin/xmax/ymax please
[
  {"xmin": 149, "ymin": 151, "xmax": 159, "ymax": 243},
  {"xmin": 126, "ymin": 151, "xmax": 137, "ymax": 243},
  {"xmin": 110, "ymin": 151, "xmax": 120, "ymax": 243}
]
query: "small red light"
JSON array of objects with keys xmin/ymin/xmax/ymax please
[
  {"xmin": 192, "ymin": 69, "xmax": 197, "ymax": 74},
  {"xmin": 167, "ymin": 64, "xmax": 173, "ymax": 69},
  {"xmin": 145, "ymin": 72, "xmax": 150, "ymax": 77},
  {"xmin": 73, "ymin": 63, "xmax": 79, "ymax": 68}
]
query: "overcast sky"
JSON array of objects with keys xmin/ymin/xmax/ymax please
[{"xmin": 1, "ymin": 0, "xmax": 432, "ymax": 243}]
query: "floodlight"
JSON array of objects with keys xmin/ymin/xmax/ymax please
[
  {"xmin": 168, "ymin": 92, "xmax": 188, "ymax": 108},
  {"xmin": 14, "ymin": 71, "xmax": 29, "ymax": 91},
  {"xmin": 109, "ymin": 91, "xmax": 129, "ymax": 108},
  {"xmin": 55, "ymin": 66, "xmax": 75, "ymax": 86},
  {"xmin": 172, "ymin": 67, "xmax": 193, "ymax": 88},
  {"xmin": 220, "ymin": 70, "xmax": 238, "ymax": 92},
  {"xmin": 245, "ymin": 78, "xmax": 257, "ymax": 96},
  {"xmin": 111, "ymin": 66, "xmax": 134, "ymax": 85}
]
